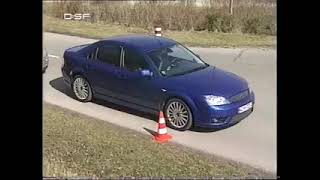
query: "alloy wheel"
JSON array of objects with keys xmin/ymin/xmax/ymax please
[
  {"xmin": 73, "ymin": 77, "xmax": 90, "ymax": 100},
  {"xmin": 166, "ymin": 100, "xmax": 191, "ymax": 129}
]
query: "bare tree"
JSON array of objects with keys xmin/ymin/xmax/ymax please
[{"xmin": 229, "ymin": 0, "xmax": 233, "ymax": 15}]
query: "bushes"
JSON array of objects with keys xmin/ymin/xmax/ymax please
[
  {"xmin": 207, "ymin": 13, "xmax": 234, "ymax": 33},
  {"xmin": 242, "ymin": 15, "xmax": 276, "ymax": 35},
  {"xmin": 205, "ymin": 6, "xmax": 276, "ymax": 35},
  {"xmin": 205, "ymin": 13, "xmax": 276, "ymax": 35},
  {"xmin": 243, "ymin": 17, "xmax": 259, "ymax": 34},
  {"xmin": 43, "ymin": 1, "xmax": 276, "ymax": 35}
]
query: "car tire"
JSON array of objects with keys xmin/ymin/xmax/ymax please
[
  {"xmin": 164, "ymin": 98, "xmax": 193, "ymax": 131},
  {"xmin": 72, "ymin": 75, "xmax": 92, "ymax": 102}
]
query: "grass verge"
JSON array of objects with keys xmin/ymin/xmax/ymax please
[
  {"xmin": 43, "ymin": 16, "xmax": 276, "ymax": 48},
  {"xmin": 43, "ymin": 102, "xmax": 274, "ymax": 178}
]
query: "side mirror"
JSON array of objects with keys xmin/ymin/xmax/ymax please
[{"xmin": 140, "ymin": 69, "xmax": 153, "ymax": 77}]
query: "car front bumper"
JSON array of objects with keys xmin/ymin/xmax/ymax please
[{"xmin": 194, "ymin": 91, "xmax": 255, "ymax": 129}]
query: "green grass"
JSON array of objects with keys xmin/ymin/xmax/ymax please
[
  {"xmin": 43, "ymin": 16, "xmax": 276, "ymax": 48},
  {"xmin": 43, "ymin": 102, "xmax": 274, "ymax": 178}
]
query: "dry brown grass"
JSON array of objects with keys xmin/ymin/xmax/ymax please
[
  {"xmin": 43, "ymin": 15, "xmax": 276, "ymax": 48},
  {"xmin": 43, "ymin": 0, "xmax": 276, "ymax": 35}
]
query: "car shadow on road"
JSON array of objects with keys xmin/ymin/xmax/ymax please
[
  {"xmin": 191, "ymin": 126, "xmax": 233, "ymax": 133},
  {"xmin": 49, "ymin": 77, "xmax": 228, "ymax": 133},
  {"xmin": 93, "ymin": 98, "xmax": 158, "ymax": 122},
  {"xmin": 49, "ymin": 77, "xmax": 75, "ymax": 98},
  {"xmin": 49, "ymin": 77, "xmax": 158, "ymax": 122}
]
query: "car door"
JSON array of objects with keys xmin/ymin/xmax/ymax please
[
  {"xmin": 121, "ymin": 47, "xmax": 162, "ymax": 110},
  {"xmin": 85, "ymin": 44, "xmax": 126, "ymax": 99}
]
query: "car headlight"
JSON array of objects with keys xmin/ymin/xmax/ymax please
[{"xmin": 204, "ymin": 95, "xmax": 230, "ymax": 106}]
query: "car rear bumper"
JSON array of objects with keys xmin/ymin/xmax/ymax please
[
  {"xmin": 194, "ymin": 91, "xmax": 255, "ymax": 129},
  {"xmin": 61, "ymin": 66, "xmax": 72, "ymax": 88}
]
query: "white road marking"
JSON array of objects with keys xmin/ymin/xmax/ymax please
[{"xmin": 48, "ymin": 54, "xmax": 60, "ymax": 59}]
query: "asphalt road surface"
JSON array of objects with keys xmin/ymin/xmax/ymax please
[{"xmin": 43, "ymin": 32, "xmax": 277, "ymax": 173}]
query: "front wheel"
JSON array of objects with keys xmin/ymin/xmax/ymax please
[
  {"xmin": 72, "ymin": 75, "xmax": 92, "ymax": 102},
  {"xmin": 164, "ymin": 98, "xmax": 193, "ymax": 131}
]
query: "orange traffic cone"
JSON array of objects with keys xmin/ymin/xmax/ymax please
[{"xmin": 153, "ymin": 111, "xmax": 172, "ymax": 143}]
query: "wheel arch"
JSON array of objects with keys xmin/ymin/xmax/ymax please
[
  {"xmin": 71, "ymin": 70, "xmax": 95, "ymax": 95},
  {"xmin": 70, "ymin": 69, "xmax": 86, "ymax": 80},
  {"xmin": 161, "ymin": 92, "xmax": 199, "ymax": 121}
]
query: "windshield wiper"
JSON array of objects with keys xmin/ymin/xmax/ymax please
[{"xmin": 169, "ymin": 65, "xmax": 208, "ymax": 77}]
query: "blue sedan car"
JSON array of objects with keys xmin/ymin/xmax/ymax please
[{"xmin": 62, "ymin": 35, "xmax": 255, "ymax": 131}]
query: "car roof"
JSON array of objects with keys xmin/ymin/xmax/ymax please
[{"xmin": 100, "ymin": 34, "xmax": 177, "ymax": 52}]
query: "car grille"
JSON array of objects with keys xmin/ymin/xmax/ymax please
[{"xmin": 228, "ymin": 90, "xmax": 249, "ymax": 103}]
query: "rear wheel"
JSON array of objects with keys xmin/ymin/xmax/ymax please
[
  {"xmin": 164, "ymin": 98, "xmax": 193, "ymax": 131},
  {"xmin": 72, "ymin": 75, "xmax": 92, "ymax": 102}
]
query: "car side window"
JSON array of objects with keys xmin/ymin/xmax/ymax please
[
  {"xmin": 97, "ymin": 45, "xmax": 121, "ymax": 67},
  {"xmin": 124, "ymin": 48, "xmax": 149, "ymax": 72}
]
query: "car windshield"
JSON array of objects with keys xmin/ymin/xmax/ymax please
[{"xmin": 147, "ymin": 44, "xmax": 209, "ymax": 77}]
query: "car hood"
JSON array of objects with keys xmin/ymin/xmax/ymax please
[{"xmin": 163, "ymin": 66, "xmax": 248, "ymax": 98}]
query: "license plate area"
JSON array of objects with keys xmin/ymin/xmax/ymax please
[{"xmin": 238, "ymin": 102, "xmax": 253, "ymax": 113}]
